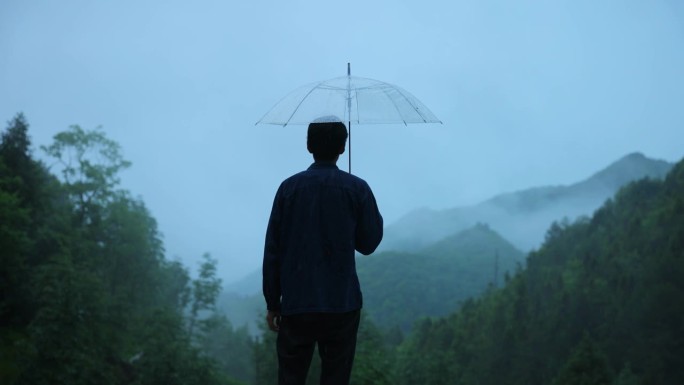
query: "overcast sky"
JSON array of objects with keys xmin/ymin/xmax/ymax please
[{"xmin": 2, "ymin": 0, "xmax": 683, "ymax": 282}]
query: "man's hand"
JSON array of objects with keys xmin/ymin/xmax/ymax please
[{"xmin": 266, "ymin": 310, "xmax": 281, "ymax": 332}]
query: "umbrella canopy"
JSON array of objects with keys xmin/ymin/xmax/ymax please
[{"xmin": 257, "ymin": 64, "xmax": 441, "ymax": 172}]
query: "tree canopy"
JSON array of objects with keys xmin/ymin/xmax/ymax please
[{"xmin": 0, "ymin": 115, "xmax": 244, "ymax": 385}]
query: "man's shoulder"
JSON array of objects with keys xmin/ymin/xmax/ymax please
[
  {"xmin": 339, "ymin": 171, "xmax": 371, "ymax": 188},
  {"xmin": 280, "ymin": 167, "xmax": 371, "ymax": 190},
  {"xmin": 280, "ymin": 169, "xmax": 310, "ymax": 185}
]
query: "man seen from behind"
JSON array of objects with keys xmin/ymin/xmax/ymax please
[{"xmin": 263, "ymin": 119, "xmax": 383, "ymax": 385}]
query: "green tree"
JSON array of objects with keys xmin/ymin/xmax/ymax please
[
  {"xmin": 1, "ymin": 117, "xmax": 236, "ymax": 384},
  {"xmin": 0, "ymin": 166, "xmax": 32, "ymax": 384},
  {"xmin": 130, "ymin": 308, "xmax": 223, "ymax": 385},
  {"xmin": 17, "ymin": 253, "xmax": 115, "ymax": 385},
  {"xmin": 351, "ymin": 315, "xmax": 396, "ymax": 385},
  {"xmin": 254, "ymin": 315, "xmax": 279, "ymax": 385},
  {"xmin": 551, "ymin": 335, "xmax": 613, "ymax": 385},
  {"xmin": 200, "ymin": 314, "xmax": 255, "ymax": 384},
  {"xmin": 42, "ymin": 124, "xmax": 130, "ymax": 224},
  {"xmin": 0, "ymin": 113, "xmax": 46, "ymax": 209},
  {"xmin": 612, "ymin": 363, "xmax": 640, "ymax": 385},
  {"xmin": 187, "ymin": 253, "xmax": 223, "ymax": 337},
  {"xmin": 1, "ymin": 113, "xmax": 68, "ymax": 384}
]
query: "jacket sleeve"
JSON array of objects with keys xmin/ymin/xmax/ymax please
[
  {"xmin": 355, "ymin": 183, "xmax": 383, "ymax": 255},
  {"xmin": 263, "ymin": 188, "xmax": 282, "ymax": 312}
]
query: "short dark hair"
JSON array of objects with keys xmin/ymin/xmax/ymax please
[{"xmin": 307, "ymin": 121, "xmax": 348, "ymax": 161}]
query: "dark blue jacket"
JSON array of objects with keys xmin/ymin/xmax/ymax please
[{"xmin": 263, "ymin": 161, "xmax": 383, "ymax": 315}]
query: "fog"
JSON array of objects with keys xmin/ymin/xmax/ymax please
[{"xmin": 2, "ymin": 0, "xmax": 683, "ymax": 283}]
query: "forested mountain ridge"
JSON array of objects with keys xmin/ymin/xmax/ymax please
[
  {"xmin": 357, "ymin": 224, "xmax": 524, "ymax": 331},
  {"xmin": 381, "ymin": 152, "xmax": 673, "ymax": 253},
  {"xmin": 394, "ymin": 155, "xmax": 684, "ymax": 385}
]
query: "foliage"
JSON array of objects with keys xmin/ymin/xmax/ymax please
[
  {"xmin": 350, "ymin": 313, "xmax": 396, "ymax": 385},
  {"xmin": 357, "ymin": 223, "xmax": 524, "ymax": 332},
  {"xmin": 187, "ymin": 253, "xmax": 223, "ymax": 337},
  {"xmin": 550, "ymin": 334, "xmax": 613, "ymax": 385},
  {"xmin": 253, "ymin": 314, "xmax": 278, "ymax": 385},
  {"xmin": 0, "ymin": 115, "xmax": 239, "ymax": 384},
  {"xmin": 41, "ymin": 125, "xmax": 131, "ymax": 225},
  {"xmin": 199, "ymin": 314, "xmax": 254, "ymax": 384},
  {"xmin": 5, "ymin": 113, "xmax": 683, "ymax": 385},
  {"xmin": 392, "ymin": 157, "xmax": 684, "ymax": 384}
]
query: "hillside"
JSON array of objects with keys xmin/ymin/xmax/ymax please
[
  {"xmin": 380, "ymin": 152, "xmax": 673, "ymax": 253},
  {"xmin": 220, "ymin": 224, "xmax": 524, "ymax": 334},
  {"xmin": 394, "ymin": 156, "xmax": 684, "ymax": 385},
  {"xmin": 357, "ymin": 224, "xmax": 524, "ymax": 331},
  {"xmin": 223, "ymin": 269, "xmax": 261, "ymax": 296}
]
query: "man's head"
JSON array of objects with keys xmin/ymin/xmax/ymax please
[{"xmin": 307, "ymin": 120, "xmax": 348, "ymax": 161}]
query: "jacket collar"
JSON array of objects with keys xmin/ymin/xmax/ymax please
[{"xmin": 308, "ymin": 161, "xmax": 339, "ymax": 170}]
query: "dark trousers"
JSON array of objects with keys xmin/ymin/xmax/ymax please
[{"xmin": 277, "ymin": 309, "xmax": 361, "ymax": 385}]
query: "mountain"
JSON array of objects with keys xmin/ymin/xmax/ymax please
[
  {"xmin": 394, "ymin": 155, "xmax": 684, "ymax": 385},
  {"xmin": 223, "ymin": 269, "xmax": 261, "ymax": 296},
  {"xmin": 357, "ymin": 223, "xmax": 524, "ymax": 331},
  {"xmin": 380, "ymin": 152, "xmax": 673, "ymax": 253}
]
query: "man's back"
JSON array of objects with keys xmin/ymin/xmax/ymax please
[{"xmin": 263, "ymin": 161, "xmax": 383, "ymax": 315}]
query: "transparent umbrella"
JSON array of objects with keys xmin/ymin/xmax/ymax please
[{"xmin": 256, "ymin": 63, "xmax": 441, "ymax": 173}]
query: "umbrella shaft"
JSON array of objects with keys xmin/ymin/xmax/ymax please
[{"xmin": 348, "ymin": 120, "xmax": 351, "ymax": 174}]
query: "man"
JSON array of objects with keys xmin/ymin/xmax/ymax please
[{"xmin": 263, "ymin": 119, "xmax": 383, "ymax": 385}]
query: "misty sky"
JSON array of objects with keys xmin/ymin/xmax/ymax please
[{"xmin": 2, "ymin": 0, "xmax": 683, "ymax": 282}]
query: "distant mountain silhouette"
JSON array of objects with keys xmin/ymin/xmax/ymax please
[
  {"xmin": 223, "ymin": 269, "xmax": 261, "ymax": 296},
  {"xmin": 380, "ymin": 152, "xmax": 673, "ymax": 253}
]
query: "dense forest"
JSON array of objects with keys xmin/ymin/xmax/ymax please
[
  {"xmin": 2, "ymin": 113, "xmax": 683, "ymax": 384},
  {"xmin": 393, "ymin": 154, "xmax": 684, "ymax": 384},
  {"xmin": 0, "ymin": 114, "xmax": 248, "ymax": 384}
]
